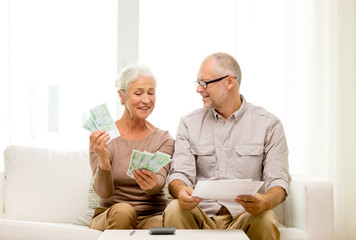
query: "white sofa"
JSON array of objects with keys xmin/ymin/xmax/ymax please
[{"xmin": 0, "ymin": 145, "xmax": 334, "ymax": 240}]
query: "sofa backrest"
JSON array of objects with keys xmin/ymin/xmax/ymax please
[
  {"xmin": 1, "ymin": 145, "xmax": 288, "ymax": 225},
  {"xmin": 3, "ymin": 145, "xmax": 92, "ymax": 223}
]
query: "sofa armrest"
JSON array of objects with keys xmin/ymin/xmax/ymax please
[
  {"xmin": 285, "ymin": 174, "xmax": 334, "ymax": 240},
  {"xmin": 0, "ymin": 171, "xmax": 4, "ymax": 218}
]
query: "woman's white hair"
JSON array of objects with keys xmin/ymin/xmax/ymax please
[{"xmin": 115, "ymin": 63, "xmax": 156, "ymax": 93}]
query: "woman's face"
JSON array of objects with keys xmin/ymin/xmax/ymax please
[{"xmin": 120, "ymin": 75, "xmax": 156, "ymax": 120}]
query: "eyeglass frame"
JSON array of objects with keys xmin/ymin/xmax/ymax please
[{"xmin": 195, "ymin": 75, "xmax": 235, "ymax": 89}]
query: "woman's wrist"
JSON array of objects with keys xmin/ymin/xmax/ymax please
[{"xmin": 99, "ymin": 160, "xmax": 111, "ymax": 171}]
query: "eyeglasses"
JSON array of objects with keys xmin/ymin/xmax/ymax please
[{"xmin": 195, "ymin": 75, "xmax": 231, "ymax": 89}]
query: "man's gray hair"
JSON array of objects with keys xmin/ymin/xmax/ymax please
[
  {"xmin": 115, "ymin": 63, "xmax": 156, "ymax": 93},
  {"xmin": 203, "ymin": 52, "xmax": 242, "ymax": 87}
]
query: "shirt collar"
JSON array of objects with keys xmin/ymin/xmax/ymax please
[{"xmin": 212, "ymin": 94, "xmax": 247, "ymax": 122}]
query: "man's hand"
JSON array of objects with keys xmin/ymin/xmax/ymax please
[
  {"xmin": 235, "ymin": 193, "xmax": 267, "ymax": 215},
  {"xmin": 133, "ymin": 169, "xmax": 158, "ymax": 191},
  {"xmin": 169, "ymin": 179, "xmax": 202, "ymax": 210},
  {"xmin": 235, "ymin": 186, "xmax": 286, "ymax": 216},
  {"xmin": 177, "ymin": 186, "xmax": 202, "ymax": 210}
]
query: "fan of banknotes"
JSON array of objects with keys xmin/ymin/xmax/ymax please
[
  {"xmin": 83, "ymin": 103, "xmax": 120, "ymax": 143},
  {"xmin": 127, "ymin": 150, "xmax": 171, "ymax": 178}
]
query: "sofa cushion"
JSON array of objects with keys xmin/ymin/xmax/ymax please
[
  {"xmin": 74, "ymin": 177, "xmax": 100, "ymax": 226},
  {"xmin": 4, "ymin": 145, "xmax": 92, "ymax": 223},
  {"xmin": 279, "ymin": 226, "xmax": 308, "ymax": 240}
]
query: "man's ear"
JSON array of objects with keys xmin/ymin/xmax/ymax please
[
  {"xmin": 118, "ymin": 90, "xmax": 125, "ymax": 104},
  {"xmin": 226, "ymin": 75, "xmax": 236, "ymax": 90}
]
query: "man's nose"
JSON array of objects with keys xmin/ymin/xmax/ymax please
[{"xmin": 196, "ymin": 84, "xmax": 204, "ymax": 93}]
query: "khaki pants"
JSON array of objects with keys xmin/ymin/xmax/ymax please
[
  {"xmin": 163, "ymin": 200, "xmax": 280, "ymax": 240},
  {"xmin": 89, "ymin": 203, "xmax": 164, "ymax": 231}
]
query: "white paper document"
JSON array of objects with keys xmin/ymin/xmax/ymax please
[{"xmin": 192, "ymin": 179, "xmax": 264, "ymax": 200}]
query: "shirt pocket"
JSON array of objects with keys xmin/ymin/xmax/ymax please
[
  {"xmin": 234, "ymin": 145, "xmax": 264, "ymax": 179},
  {"xmin": 191, "ymin": 145, "xmax": 216, "ymax": 178}
]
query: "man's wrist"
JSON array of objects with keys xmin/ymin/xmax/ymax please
[
  {"xmin": 169, "ymin": 179, "xmax": 187, "ymax": 199},
  {"xmin": 265, "ymin": 186, "xmax": 286, "ymax": 210}
]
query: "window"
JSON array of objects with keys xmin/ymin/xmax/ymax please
[{"xmin": 7, "ymin": 0, "xmax": 118, "ymax": 151}]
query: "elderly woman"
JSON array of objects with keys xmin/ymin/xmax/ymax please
[{"xmin": 89, "ymin": 63, "xmax": 174, "ymax": 230}]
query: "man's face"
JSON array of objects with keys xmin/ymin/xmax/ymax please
[{"xmin": 197, "ymin": 59, "xmax": 228, "ymax": 110}]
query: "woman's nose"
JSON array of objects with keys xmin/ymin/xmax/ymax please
[{"xmin": 142, "ymin": 93, "xmax": 150, "ymax": 102}]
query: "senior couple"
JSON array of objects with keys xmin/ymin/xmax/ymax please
[{"xmin": 89, "ymin": 52, "xmax": 291, "ymax": 240}]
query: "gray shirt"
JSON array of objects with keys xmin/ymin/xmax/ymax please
[{"xmin": 168, "ymin": 95, "xmax": 291, "ymax": 219}]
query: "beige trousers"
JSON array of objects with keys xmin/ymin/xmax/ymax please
[
  {"xmin": 163, "ymin": 200, "xmax": 280, "ymax": 240},
  {"xmin": 89, "ymin": 203, "xmax": 164, "ymax": 231}
]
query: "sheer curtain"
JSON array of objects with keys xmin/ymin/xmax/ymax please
[
  {"xmin": 327, "ymin": 1, "xmax": 356, "ymax": 238},
  {"xmin": 237, "ymin": 1, "xmax": 356, "ymax": 239}
]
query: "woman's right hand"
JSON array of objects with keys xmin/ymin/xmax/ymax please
[{"xmin": 89, "ymin": 130, "xmax": 111, "ymax": 171}]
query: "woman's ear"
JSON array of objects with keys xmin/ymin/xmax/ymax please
[{"xmin": 118, "ymin": 90, "xmax": 125, "ymax": 104}]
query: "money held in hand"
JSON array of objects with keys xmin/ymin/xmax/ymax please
[
  {"xmin": 83, "ymin": 103, "xmax": 120, "ymax": 143},
  {"xmin": 127, "ymin": 150, "xmax": 171, "ymax": 178}
]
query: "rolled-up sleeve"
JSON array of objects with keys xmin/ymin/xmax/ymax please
[
  {"xmin": 168, "ymin": 118, "xmax": 197, "ymax": 188},
  {"xmin": 263, "ymin": 119, "xmax": 291, "ymax": 196}
]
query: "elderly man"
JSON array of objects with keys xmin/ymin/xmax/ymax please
[{"xmin": 163, "ymin": 52, "xmax": 291, "ymax": 240}]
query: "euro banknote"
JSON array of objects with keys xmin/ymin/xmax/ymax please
[
  {"xmin": 127, "ymin": 150, "xmax": 171, "ymax": 178},
  {"xmin": 83, "ymin": 103, "xmax": 120, "ymax": 143}
]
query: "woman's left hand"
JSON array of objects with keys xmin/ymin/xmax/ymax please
[{"xmin": 132, "ymin": 169, "xmax": 158, "ymax": 191}]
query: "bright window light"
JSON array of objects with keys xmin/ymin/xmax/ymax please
[
  {"xmin": 8, "ymin": 0, "xmax": 117, "ymax": 149},
  {"xmin": 139, "ymin": 0, "xmax": 238, "ymax": 137}
]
